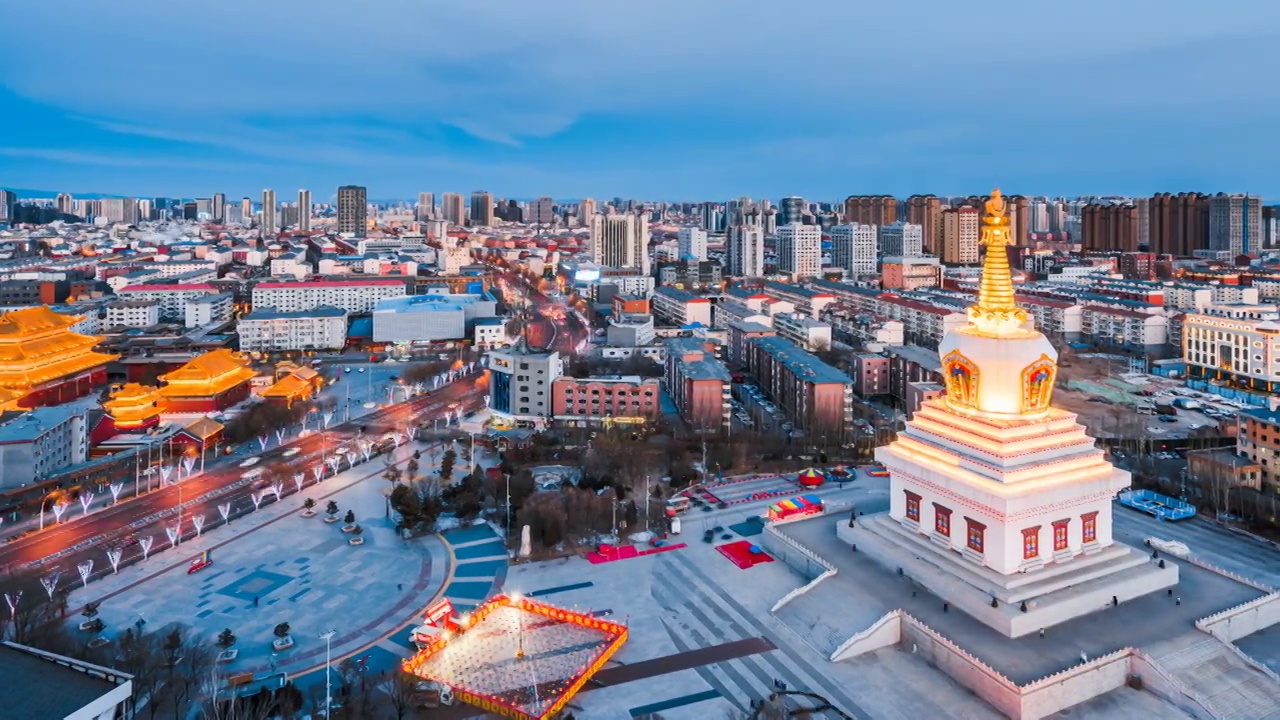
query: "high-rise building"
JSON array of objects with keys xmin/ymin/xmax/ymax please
[
  {"xmin": 776, "ymin": 222, "xmax": 822, "ymax": 279},
  {"xmin": 1148, "ymin": 192, "xmax": 1209, "ymax": 257},
  {"xmin": 905, "ymin": 195, "xmax": 942, "ymax": 254},
  {"xmin": 469, "ymin": 191, "xmax": 494, "ymax": 227},
  {"xmin": 698, "ymin": 202, "xmax": 722, "ymax": 232},
  {"xmin": 942, "ymin": 206, "xmax": 981, "ymax": 265},
  {"xmin": 677, "ymin": 227, "xmax": 708, "ymax": 261},
  {"xmin": 55, "ymin": 193, "xmax": 74, "ymax": 216},
  {"xmin": 0, "ymin": 190, "xmax": 16, "ymax": 224},
  {"xmin": 726, "ymin": 225, "xmax": 764, "ymax": 278},
  {"xmin": 297, "ymin": 189, "xmax": 312, "ymax": 231},
  {"xmin": 844, "ymin": 195, "xmax": 899, "ymax": 226},
  {"xmin": 212, "ymin": 193, "xmax": 226, "ymax": 223},
  {"xmin": 1264, "ymin": 206, "xmax": 1280, "ymax": 250},
  {"xmin": 526, "ymin": 197, "xmax": 556, "ymax": 225},
  {"xmin": 416, "ymin": 192, "xmax": 435, "ymax": 221},
  {"xmin": 99, "ymin": 198, "xmax": 140, "ymax": 225},
  {"xmin": 261, "ymin": 189, "xmax": 277, "ymax": 235},
  {"xmin": 879, "ymin": 221, "xmax": 924, "ymax": 258},
  {"xmin": 1027, "ymin": 199, "xmax": 1050, "ymax": 234},
  {"xmin": 578, "ymin": 198, "xmax": 597, "ymax": 227},
  {"xmin": 778, "ymin": 197, "xmax": 808, "ymax": 226},
  {"xmin": 829, "ymin": 223, "xmax": 878, "ymax": 277},
  {"xmin": 1208, "ymin": 193, "xmax": 1263, "ymax": 256},
  {"xmin": 337, "ymin": 185, "xmax": 368, "ymax": 236},
  {"xmin": 240, "ymin": 197, "xmax": 253, "ymax": 225},
  {"xmin": 1081, "ymin": 203, "xmax": 1139, "ymax": 252},
  {"xmin": 441, "ymin": 193, "xmax": 466, "ymax": 225},
  {"xmin": 724, "ymin": 197, "xmax": 754, "ymax": 227},
  {"xmin": 589, "ymin": 211, "xmax": 650, "ymax": 274},
  {"xmin": 195, "ymin": 198, "xmax": 213, "ymax": 217}
]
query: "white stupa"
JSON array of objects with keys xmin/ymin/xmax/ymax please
[{"xmin": 842, "ymin": 189, "xmax": 1178, "ymax": 637}]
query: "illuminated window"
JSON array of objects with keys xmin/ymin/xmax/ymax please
[
  {"xmin": 1022, "ymin": 526, "xmax": 1041, "ymax": 559},
  {"xmin": 1081, "ymin": 511, "xmax": 1099, "ymax": 544},
  {"xmin": 904, "ymin": 491, "xmax": 921, "ymax": 522},
  {"xmin": 965, "ymin": 517, "xmax": 985, "ymax": 553},
  {"xmin": 933, "ymin": 504, "xmax": 951, "ymax": 536},
  {"xmin": 1052, "ymin": 519, "xmax": 1070, "ymax": 551}
]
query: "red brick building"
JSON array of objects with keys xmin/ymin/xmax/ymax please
[{"xmin": 551, "ymin": 376, "xmax": 661, "ymax": 425}]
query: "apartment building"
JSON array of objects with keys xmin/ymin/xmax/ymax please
[
  {"xmin": 1183, "ymin": 304, "xmax": 1280, "ymax": 392},
  {"xmin": 851, "ymin": 353, "xmax": 890, "ymax": 397},
  {"xmin": 487, "ymin": 347, "xmax": 563, "ymax": 420},
  {"xmin": 725, "ymin": 321, "xmax": 776, "ymax": 367},
  {"xmin": 760, "ymin": 282, "xmax": 835, "ymax": 319},
  {"xmin": 881, "ymin": 256, "xmax": 941, "ymax": 291},
  {"xmin": 116, "ymin": 283, "xmax": 221, "ymax": 322},
  {"xmin": 0, "ymin": 405, "xmax": 88, "ymax": 488},
  {"xmin": 251, "ymin": 278, "xmax": 410, "ymax": 314},
  {"xmin": 551, "ymin": 376, "xmax": 661, "ymax": 424},
  {"xmin": 239, "ymin": 306, "xmax": 348, "ymax": 352},
  {"xmin": 1080, "ymin": 304, "xmax": 1168, "ymax": 352},
  {"xmin": 664, "ymin": 337, "xmax": 732, "ymax": 432},
  {"xmin": 102, "ymin": 300, "xmax": 160, "ymax": 329},
  {"xmin": 744, "ymin": 335, "xmax": 852, "ymax": 437},
  {"xmin": 776, "ymin": 223, "xmax": 822, "ymax": 279},
  {"xmin": 185, "ymin": 292, "xmax": 234, "ymax": 328},
  {"xmin": 652, "ymin": 286, "xmax": 713, "ymax": 327},
  {"xmin": 773, "ymin": 312, "xmax": 833, "ymax": 352},
  {"xmin": 828, "ymin": 223, "xmax": 878, "ymax": 276}
]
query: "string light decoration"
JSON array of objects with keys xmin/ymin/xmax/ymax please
[{"xmin": 402, "ymin": 594, "xmax": 628, "ymax": 720}]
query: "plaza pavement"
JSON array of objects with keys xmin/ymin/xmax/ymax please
[
  {"xmin": 67, "ymin": 439, "xmax": 458, "ymax": 681},
  {"xmin": 499, "ymin": 478, "xmax": 1001, "ymax": 720}
]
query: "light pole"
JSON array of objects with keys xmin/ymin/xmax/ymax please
[
  {"xmin": 504, "ymin": 473, "xmax": 511, "ymax": 533},
  {"xmin": 321, "ymin": 629, "xmax": 336, "ymax": 716}
]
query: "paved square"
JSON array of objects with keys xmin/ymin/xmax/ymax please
[{"xmin": 216, "ymin": 570, "xmax": 295, "ymax": 601}]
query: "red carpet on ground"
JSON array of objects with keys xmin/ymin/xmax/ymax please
[
  {"xmin": 587, "ymin": 542, "xmax": 688, "ymax": 564},
  {"xmin": 717, "ymin": 541, "xmax": 774, "ymax": 569}
]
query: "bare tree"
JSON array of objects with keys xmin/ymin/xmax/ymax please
[{"xmin": 380, "ymin": 669, "xmax": 418, "ymax": 720}]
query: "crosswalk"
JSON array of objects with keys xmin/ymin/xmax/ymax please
[{"xmin": 651, "ymin": 549, "xmax": 874, "ymax": 719}]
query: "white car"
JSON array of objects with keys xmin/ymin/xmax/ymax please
[
  {"xmin": 239, "ymin": 457, "xmax": 260, "ymax": 468},
  {"xmin": 282, "ymin": 448, "xmax": 300, "ymax": 458}
]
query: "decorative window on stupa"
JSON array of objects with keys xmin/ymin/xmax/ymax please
[
  {"xmin": 1022, "ymin": 526, "xmax": 1041, "ymax": 560},
  {"xmin": 1052, "ymin": 519, "xmax": 1070, "ymax": 551},
  {"xmin": 1081, "ymin": 511, "xmax": 1099, "ymax": 544},
  {"xmin": 942, "ymin": 350, "xmax": 980, "ymax": 410},
  {"xmin": 904, "ymin": 491, "xmax": 921, "ymax": 522},
  {"xmin": 965, "ymin": 517, "xmax": 986, "ymax": 553},
  {"xmin": 933, "ymin": 503, "xmax": 952, "ymax": 537},
  {"xmin": 1020, "ymin": 355, "xmax": 1057, "ymax": 414}
]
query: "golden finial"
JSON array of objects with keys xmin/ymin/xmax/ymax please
[{"xmin": 970, "ymin": 187, "xmax": 1027, "ymax": 333}]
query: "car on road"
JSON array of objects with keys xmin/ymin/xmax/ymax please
[
  {"xmin": 344, "ymin": 367, "xmax": 352, "ymax": 373},
  {"xmin": 281, "ymin": 448, "xmax": 300, "ymax": 458},
  {"xmin": 239, "ymin": 457, "xmax": 260, "ymax": 468},
  {"xmin": 1157, "ymin": 415, "xmax": 1178, "ymax": 423},
  {"xmin": 358, "ymin": 368, "xmax": 366, "ymax": 373}
]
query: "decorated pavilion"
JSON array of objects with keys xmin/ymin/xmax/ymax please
[
  {"xmin": 403, "ymin": 594, "xmax": 628, "ymax": 720},
  {"xmin": 0, "ymin": 306, "xmax": 119, "ymax": 407},
  {"xmin": 157, "ymin": 349, "xmax": 259, "ymax": 413},
  {"xmin": 260, "ymin": 366, "xmax": 323, "ymax": 408},
  {"xmin": 91, "ymin": 383, "xmax": 165, "ymax": 444}
]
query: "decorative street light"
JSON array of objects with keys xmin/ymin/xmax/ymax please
[{"xmin": 320, "ymin": 629, "xmax": 337, "ymax": 717}]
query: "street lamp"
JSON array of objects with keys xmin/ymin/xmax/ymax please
[{"xmin": 320, "ymin": 629, "xmax": 337, "ymax": 716}]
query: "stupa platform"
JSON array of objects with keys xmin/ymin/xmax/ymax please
[{"xmin": 838, "ymin": 514, "xmax": 1178, "ymax": 638}]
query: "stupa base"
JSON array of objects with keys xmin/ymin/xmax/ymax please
[{"xmin": 837, "ymin": 514, "xmax": 1179, "ymax": 638}]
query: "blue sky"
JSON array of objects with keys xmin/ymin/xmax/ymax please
[{"xmin": 1, "ymin": 0, "xmax": 1278, "ymax": 202}]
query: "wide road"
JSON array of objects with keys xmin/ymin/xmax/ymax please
[
  {"xmin": 494, "ymin": 267, "xmax": 589, "ymax": 356},
  {"xmin": 0, "ymin": 375, "xmax": 487, "ymax": 583}
]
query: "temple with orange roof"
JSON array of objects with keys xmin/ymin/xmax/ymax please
[
  {"xmin": 157, "ymin": 349, "xmax": 259, "ymax": 412},
  {"xmin": 260, "ymin": 366, "xmax": 323, "ymax": 408},
  {"xmin": 0, "ymin": 306, "xmax": 119, "ymax": 408},
  {"xmin": 91, "ymin": 383, "xmax": 165, "ymax": 444}
]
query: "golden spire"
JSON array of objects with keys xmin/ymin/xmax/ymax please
[{"xmin": 969, "ymin": 188, "xmax": 1027, "ymax": 334}]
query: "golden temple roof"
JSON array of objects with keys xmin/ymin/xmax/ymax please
[
  {"xmin": 182, "ymin": 417, "xmax": 224, "ymax": 440},
  {"xmin": 159, "ymin": 349, "xmax": 260, "ymax": 398},
  {"xmin": 261, "ymin": 373, "xmax": 315, "ymax": 399},
  {"xmin": 0, "ymin": 307, "xmax": 119, "ymax": 392},
  {"xmin": 969, "ymin": 188, "xmax": 1028, "ymax": 334},
  {"xmin": 103, "ymin": 383, "xmax": 163, "ymax": 419},
  {"xmin": 0, "ymin": 306, "xmax": 81, "ymax": 337}
]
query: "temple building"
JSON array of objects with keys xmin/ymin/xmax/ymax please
[
  {"xmin": 157, "ymin": 349, "xmax": 259, "ymax": 413},
  {"xmin": 844, "ymin": 189, "xmax": 1177, "ymax": 638},
  {"xmin": 0, "ymin": 306, "xmax": 119, "ymax": 408},
  {"xmin": 91, "ymin": 383, "xmax": 164, "ymax": 445},
  {"xmin": 260, "ymin": 366, "xmax": 323, "ymax": 408}
]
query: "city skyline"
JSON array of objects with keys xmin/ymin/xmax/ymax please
[{"xmin": 1, "ymin": 0, "xmax": 1278, "ymax": 199}]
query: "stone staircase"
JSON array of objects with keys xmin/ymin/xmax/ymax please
[{"xmin": 1153, "ymin": 636, "xmax": 1280, "ymax": 720}]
